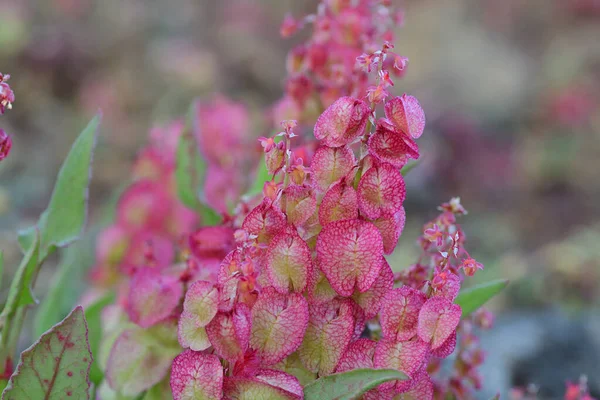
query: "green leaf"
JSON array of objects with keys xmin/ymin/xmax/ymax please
[
  {"xmin": 33, "ymin": 247, "xmax": 81, "ymax": 337},
  {"xmin": 2, "ymin": 306, "xmax": 93, "ymax": 400},
  {"xmin": 175, "ymin": 133, "xmax": 205, "ymax": 210},
  {"xmin": 303, "ymin": 368, "xmax": 407, "ymax": 400},
  {"xmin": 245, "ymin": 157, "xmax": 271, "ymax": 198},
  {"xmin": 85, "ymin": 292, "xmax": 116, "ymax": 385},
  {"xmin": 0, "ymin": 232, "xmax": 39, "ymax": 320},
  {"xmin": 19, "ymin": 115, "xmax": 100, "ymax": 259},
  {"xmin": 400, "ymin": 160, "xmax": 420, "ymax": 176},
  {"xmin": 455, "ymin": 279, "xmax": 509, "ymax": 318},
  {"xmin": 175, "ymin": 105, "xmax": 221, "ymax": 226}
]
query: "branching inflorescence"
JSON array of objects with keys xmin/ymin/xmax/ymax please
[{"xmin": 91, "ymin": 1, "xmax": 493, "ymax": 399}]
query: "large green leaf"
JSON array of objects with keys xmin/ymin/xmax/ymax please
[
  {"xmin": 2, "ymin": 306, "xmax": 93, "ymax": 400},
  {"xmin": 303, "ymin": 368, "xmax": 407, "ymax": 400},
  {"xmin": 19, "ymin": 115, "xmax": 100, "ymax": 259},
  {"xmin": 455, "ymin": 279, "xmax": 509, "ymax": 318}
]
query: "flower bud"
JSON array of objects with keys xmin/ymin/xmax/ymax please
[{"xmin": 0, "ymin": 129, "xmax": 12, "ymax": 161}]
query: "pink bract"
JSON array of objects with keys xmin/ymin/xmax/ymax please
[
  {"xmin": 417, "ymin": 296, "xmax": 462, "ymax": 350},
  {"xmin": 318, "ymin": 180, "xmax": 359, "ymax": 225},
  {"xmin": 316, "ymin": 219, "xmax": 384, "ymax": 297},
  {"xmin": 358, "ymin": 162, "xmax": 406, "ymax": 220},
  {"xmin": 310, "ymin": 145, "xmax": 356, "ymax": 192},
  {"xmin": 314, "ymin": 96, "xmax": 370, "ymax": 147},
  {"xmin": 380, "ymin": 286, "xmax": 427, "ymax": 342},
  {"xmin": 385, "ymin": 94, "xmax": 426, "ymax": 139},
  {"xmin": 170, "ymin": 350, "xmax": 223, "ymax": 400},
  {"xmin": 265, "ymin": 230, "xmax": 312, "ymax": 293}
]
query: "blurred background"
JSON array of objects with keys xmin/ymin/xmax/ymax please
[{"xmin": 0, "ymin": 0, "xmax": 599, "ymax": 398}]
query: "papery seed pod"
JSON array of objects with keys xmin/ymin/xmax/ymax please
[
  {"xmin": 171, "ymin": 350, "xmax": 223, "ymax": 400},
  {"xmin": 380, "ymin": 286, "xmax": 427, "ymax": 342},
  {"xmin": 310, "ymin": 145, "xmax": 356, "ymax": 192},
  {"xmin": 385, "ymin": 94, "xmax": 426, "ymax": 139},
  {"xmin": 417, "ymin": 297, "xmax": 462, "ymax": 350},
  {"xmin": 298, "ymin": 299, "xmax": 355, "ymax": 375},
  {"xmin": 319, "ymin": 180, "xmax": 358, "ymax": 225},
  {"xmin": 316, "ymin": 219, "xmax": 383, "ymax": 297},
  {"xmin": 368, "ymin": 119, "xmax": 418, "ymax": 166},
  {"xmin": 250, "ymin": 288, "xmax": 309, "ymax": 365},
  {"xmin": 265, "ymin": 230, "xmax": 312, "ymax": 293},
  {"xmin": 314, "ymin": 96, "xmax": 370, "ymax": 147},
  {"xmin": 358, "ymin": 162, "xmax": 406, "ymax": 220}
]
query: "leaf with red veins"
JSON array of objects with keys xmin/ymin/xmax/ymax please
[
  {"xmin": 305, "ymin": 268, "xmax": 338, "ymax": 305},
  {"xmin": 177, "ymin": 311, "xmax": 211, "ymax": 351},
  {"xmin": 368, "ymin": 120, "xmax": 413, "ymax": 167},
  {"xmin": 170, "ymin": 350, "xmax": 223, "ymax": 400},
  {"xmin": 373, "ymin": 337, "xmax": 431, "ymax": 389},
  {"xmin": 335, "ymin": 338, "xmax": 376, "ymax": 372},
  {"xmin": 352, "ymin": 258, "xmax": 394, "ymax": 318},
  {"xmin": 399, "ymin": 372, "xmax": 434, "ymax": 400},
  {"xmin": 380, "ymin": 286, "xmax": 427, "ymax": 342},
  {"xmin": 385, "ymin": 94, "xmax": 426, "ymax": 140},
  {"xmin": 280, "ymin": 184, "xmax": 317, "ymax": 226},
  {"xmin": 316, "ymin": 219, "xmax": 384, "ymax": 297},
  {"xmin": 206, "ymin": 304, "xmax": 252, "ymax": 362},
  {"xmin": 314, "ymin": 96, "xmax": 370, "ymax": 147},
  {"xmin": 250, "ymin": 288, "xmax": 309, "ymax": 366},
  {"xmin": 183, "ymin": 280, "xmax": 219, "ymax": 326},
  {"xmin": 265, "ymin": 230, "xmax": 312, "ymax": 293},
  {"xmin": 2, "ymin": 307, "xmax": 92, "ymax": 400},
  {"xmin": 242, "ymin": 199, "xmax": 287, "ymax": 244},
  {"xmin": 318, "ymin": 180, "xmax": 358, "ymax": 225},
  {"xmin": 254, "ymin": 369, "xmax": 303, "ymax": 398},
  {"xmin": 189, "ymin": 226, "xmax": 234, "ymax": 260},
  {"xmin": 417, "ymin": 296, "xmax": 462, "ymax": 350},
  {"xmin": 372, "ymin": 207, "xmax": 406, "ymax": 255},
  {"xmin": 223, "ymin": 377, "xmax": 301, "ymax": 400},
  {"xmin": 357, "ymin": 162, "xmax": 406, "ymax": 220},
  {"xmin": 432, "ymin": 271, "xmax": 461, "ymax": 302},
  {"xmin": 431, "ymin": 330, "xmax": 457, "ymax": 358},
  {"xmin": 298, "ymin": 299, "xmax": 355, "ymax": 375},
  {"xmin": 126, "ymin": 269, "xmax": 183, "ymax": 328},
  {"xmin": 310, "ymin": 145, "xmax": 356, "ymax": 192}
]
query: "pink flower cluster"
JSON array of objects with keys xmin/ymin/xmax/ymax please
[
  {"xmin": 92, "ymin": 1, "xmax": 492, "ymax": 399},
  {"xmin": 0, "ymin": 72, "xmax": 14, "ymax": 161}
]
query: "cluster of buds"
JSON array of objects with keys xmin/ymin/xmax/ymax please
[{"xmin": 0, "ymin": 72, "xmax": 14, "ymax": 161}]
